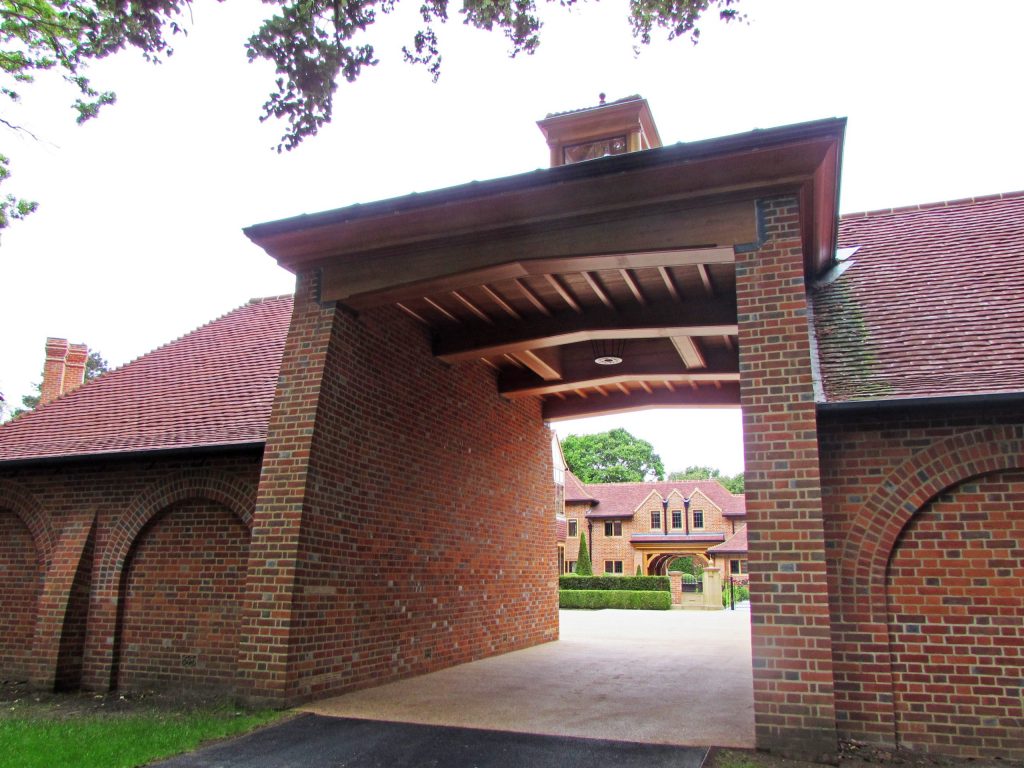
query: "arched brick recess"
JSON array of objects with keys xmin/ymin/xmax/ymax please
[
  {"xmin": 841, "ymin": 424, "xmax": 1024, "ymax": 620},
  {"xmin": 80, "ymin": 470, "xmax": 255, "ymax": 691},
  {"xmin": 886, "ymin": 470, "xmax": 1024, "ymax": 758},
  {"xmin": 0, "ymin": 479, "xmax": 55, "ymax": 565},
  {"xmin": 832, "ymin": 424, "xmax": 1024, "ymax": 748},
  {"xmin": 116, "ymin": 498, "xmax": 251, "ymax": 691},
  {"xmin": 0, "ymin": 508, "xmax": 45, "ymax": 679}
]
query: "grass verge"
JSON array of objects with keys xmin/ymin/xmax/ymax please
[{"xmin": 0, "ymin": 705, "xmax": 283, "ymax": 768}]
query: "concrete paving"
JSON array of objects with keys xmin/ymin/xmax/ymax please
[{"xmin": 305, "ymin": 605, "xmax": 755, "ymax": 749}]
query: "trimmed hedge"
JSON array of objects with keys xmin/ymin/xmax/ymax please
[
  {"xmin": 559, "ymin": 590, "xmax": 672, "ymax": 610},
  {"xmin": 559, "ymin": 575, "xmax": 670, "ymax": 592}
]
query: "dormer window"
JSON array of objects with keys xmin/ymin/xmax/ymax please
[{"xmin": 562, "ymin": 135, "xmax": 627, "ymax": 165}]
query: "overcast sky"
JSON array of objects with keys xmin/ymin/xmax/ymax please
[{"xmin": 1, "ymin": 0, "xmax": 1022, "ymax": 475}]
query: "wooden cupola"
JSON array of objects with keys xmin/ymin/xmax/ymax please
[{"xmin": 536, "ymin": 94, "xmax": 662, "ymax": 168}]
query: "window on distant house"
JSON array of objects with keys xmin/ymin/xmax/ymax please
[
  {"xmin": 693, "ymin": 510, "xmax": 705, "ymax": 529},
  {"xmin": 671, "ymin": 510, "xmax": 682, "ymax": 529},
  {"xmin": 730, "ymin": 559, "xmax": 743, "ymax": 575},
  {"xmin": 604, "ymin": 520, "xmax": 622, "ymax": 537},
  {"xmin": 604, "ymin": 560, "xmax": 624, "ymax": 574},
  {"xmin": 567, "ymin": 560, "xmax": 577, "ymax": 573},
  {"xmin": 568, "ymin": 519, "xmax": 578, "ymax": 537},
  {"xmin": 650, "ymin": 510, "xmax": 661, "ymax": 529}
]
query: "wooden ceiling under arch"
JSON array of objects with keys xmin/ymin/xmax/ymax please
[{"xmin": 245, "ymin": 119, "xmax": 844, "ymax": 421}]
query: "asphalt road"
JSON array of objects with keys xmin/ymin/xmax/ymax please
[{"xmin": 154, "ymin": 714, "xmax": 709, "ymax": 768}]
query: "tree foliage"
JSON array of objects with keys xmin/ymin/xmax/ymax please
[
  {"xmin": 668, "ymin": 464, "xmax": 744, "ymax": 494},
  {"xmin": 0, "ymin": 0, "xmax": 742, "ymax": 226},
  {"xmin": 562, "ymin": 428, "xmax": 664, "ymax": 483},
  {"xmin": 575, "ymin": 530, "xmax": 592, "ymax": 576},
  {"xmin": 666, "ymin": 555, "xmax": 702, "ymax": 578}
]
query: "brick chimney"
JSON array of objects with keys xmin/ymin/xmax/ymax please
[{"xmin": 40, "ymin": 338, "xmax": 89, "ymax": 406}]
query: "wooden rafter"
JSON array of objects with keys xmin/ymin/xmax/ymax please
[
  {"xmin": 638, "ymin": 381, "xmax": 653, "ymax": 394},
  {"xmin": 581, "ymin": 271, "xmax": 615, "ymax": 310},
  {"xmin": 499, "ymin": 362, "xmax": 740, "ymax": 399},
  {"xmin": 451, "ymin": 290, "xmax": 493, "ymax": 324},
  {"xmin": 658, "ymin": 266, "xmax": 681, "ymax": 302},
  {"xmin": 670, "ymin": 336, "xmax": 707, "ymax": 369},
  {"xmin": 424, "ymin": 297, "xmax": 459, "ymax": 323},
  {"xmin": 513, "ymin": 278, "xmax": 552, "ymax": 317},
  {"xmin": 510, "ymin": 347, "xmax": 563, "ymax": 381},
  {"xmin": 545, "ymin": 274, "xmax": 583, "ymax": 314},
  {"xmin": 696, "ymin": 264, "xmax": 715, "ymax": 296},
  {"xmin": 481, "ymin": 285, "xmax": 522, "ymax": 320},
  {"xmin": 396, "ymin": 302, "xmax": 429, "ymax": 325},
  {"xmin": 620, "ymin": 268, "xmax": 646, "ymax": 305}
]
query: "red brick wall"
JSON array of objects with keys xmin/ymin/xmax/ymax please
[
  {"xmin": 887, "ymin": 469, "xmax": 1023, "ymax": 758},
  {"xmin": 737, "ymin": 196, "xmax": 837, "ymax": 760},
  {"xmin": 117, "ymin": 500, "xmax": 250, "ymax": 691},
  {"xmin": 241, "ymin": 271, "xmax": 558, "ymax": 704},
  {"xmin": 0, "ymin": 510, "xmax": 43, "ymax": 678},
  {"xmin": 0, "ymin": 453, "xmax": 261, "ymax": 691},
  {"xmin": 819, "ymin": 409, "xmax": 1024, "ymax": 758}
]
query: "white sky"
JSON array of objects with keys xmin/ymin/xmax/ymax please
[{"xmin": 1, "ymin": 0, "xmax": 1022, "ymax": 476}]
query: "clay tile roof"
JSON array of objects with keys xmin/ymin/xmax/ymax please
[
  {"xmin": 708, "ymin": 525, "xmax": 747, "ymax": 554},
  {"xmin": 0, "ymin": 296, "xmax": 293, "ymax": 464},
  {"xmin": 580, "ymin": 480, "xmax": 745, "ymax": 518},
  {"xmin": 555, "ymin": 517, "xmax": 567, "ymax": 543},
  {"xmin": 564, "ymin": 471, "xmax": 596, "ymax": 502},
  {"xmin": 814, "ymin": 191, "xmax": 1024, "ymax": 403}
]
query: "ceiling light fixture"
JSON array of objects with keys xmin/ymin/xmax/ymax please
[{"xmin": 592, "ymin": 339, "xmax": 624, "ymax": 366}]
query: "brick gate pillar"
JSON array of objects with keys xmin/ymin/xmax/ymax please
[
  {"xmin": 736, "ymin": 196, "xmax": 838, "ymax": 760},
  {"xmin": 236, "ymin": 271, "xmax": 338, "ymax": 703}
]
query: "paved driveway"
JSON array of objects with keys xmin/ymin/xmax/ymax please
[{"xmin": 305, "ymin": 606, "xmax": 754, "ymax": 749}]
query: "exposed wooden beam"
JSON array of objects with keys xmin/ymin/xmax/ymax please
[
  {"xmin": 396, "ymin": 302, "xmax": 429, "ymax": 325},
  {"xmin": 638, "ymin": 381, "xmax": 653, "ymax": 394},
  {"xmin": 499, "ymin": 361, "xmax": 739, "ymax": 398},
  {"xmin": 616, "ymin": 383, "xmax": 631, "ymax": 395},
  {"xmin": 620, "ymin": 269, "xmax": 646, "ymax": 306},
  {"xmin": 545, "ymin": 274, "xmax": 582, "ymax": 314},
  {"xmin": 424, "ymin": 297, "xmax": 459, "ymax": 323},
  {"xmin": 543, "ymin": 383, "xmax": 740, "ymax": 420},
  {"xmin": 452, "ymin": 290, "xmax": 493, "ymax": 324},
  {"xmin": 510, "ymin": 347, "xmax": 563, "ymax": 381},
  {"xmin": 581, "ymin": 271, "xmax": 615, "ymax": 310},
  {"xmin": 480, "ymin": 357, "xmax": 500, "ymax": 371},
  {"xmin": 503, "ymin": 353, "xmax": 525, "ymax": 368},
  {"xmin": 513, "ymin": 278, "xmax": 551, "ymax": 317},
  {"xmin": 658, "ymin": 266, "xmax": 680, "ymax": 302},
  {"xmin": 696, "ymin": 264, "xmax": 715, "ymax": 296},
  {"xmin": 435, "ymin": 300, "xmax": 736, "ymax": 363},
  {"xmin": 481, "ymin": 285, "xmax": 521, "ymax": 320},
  {"xmin": 671, "ymin": 336, "xmax": 707, "ymax": 369}
]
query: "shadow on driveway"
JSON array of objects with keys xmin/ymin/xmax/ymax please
[{"xmin": 154, "ymin": 713, "xmax": 709, "ymax": 768}]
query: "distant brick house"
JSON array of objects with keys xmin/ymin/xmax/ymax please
[
  {"xmin": 561, "ymin": 472, "xmax": 747, "ymax": 580},
  {"xmin": 1, "ymin": 95, "xmax": 1021, "ymax": 761}
]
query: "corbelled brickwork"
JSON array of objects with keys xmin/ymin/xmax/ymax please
[
  {"xmin": 118, "ymin": 500, "xmax": 250, "ymax": 691},
  {"xmin": 736, "ymin": 196, "xmax": 837, "ymax": 760},
  {"xmin": 0, "ymin": 453, "xmax": 262, "ymax": 692},
  {"xmin": 818, "ymin": 409, "xmax": 1024, "ymax": 758},
  {"xmin": 239, "ymin": 271, "xmax": 558, "ymax": 704}
]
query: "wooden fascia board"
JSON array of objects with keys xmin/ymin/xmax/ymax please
[
  {"xmin": 245, "ymin": 122, "xmax": 845, "ymax": 270},
  {"xmin": 542, "ymin": 382, "xmax": 741, "ymax": 421},
  {"xmin": 435, "ymin": 300, "xmax": 737, "ymax": 362}
]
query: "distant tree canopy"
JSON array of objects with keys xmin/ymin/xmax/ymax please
[
  {"xmin": 563, "ymin": 428, "xmax": 665, "ymax": 483},
  {"xmin": 10, "ymin": 349, "xmax": 108, "ymax": 417},
  {"xmin": 0, "ymin": 0, "xmax": 743, "ymax": 227},
  {"xmin": 668, "ymin": 464, "xmax": 744, "ymax": 494}
]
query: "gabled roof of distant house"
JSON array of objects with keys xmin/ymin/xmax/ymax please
[
  {"xmin": 816, "ymin": 191, "xmax": 1024, "ymax": 404},
  {"xmin": 564, "ymin": 471, "xmax": 596, "ymax": 503},
  {"xmin": 708, "ymin": 525, "xmax": 747, "ymax": 555},
  {"xmin": 0, "ymin": 296, "xmax": 293, "ymax": 464},
  {"xmin": 573, "ymin": 480, "xmax": 745, "ymax": 519}
]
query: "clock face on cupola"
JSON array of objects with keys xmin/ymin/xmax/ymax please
[{"xmin": 536, "ymin": 93, "xmax": 662, "ymax": 168}]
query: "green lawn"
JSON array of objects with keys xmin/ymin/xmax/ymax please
[{"xmin": 0, "ymin": 707, "xmax": 283, "ymax": 768}]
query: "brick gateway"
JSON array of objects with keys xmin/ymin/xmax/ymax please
[{"xmin": 1, "ymin": 101, "xmax": 1021, "ymax": 761}]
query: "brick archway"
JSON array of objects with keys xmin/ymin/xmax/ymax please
[
  {"xmin": 81, "ymin": 470, "xmax": 256, "ymax": 691},
  {"xmin": 833, "ymin": 424, "xmax": 1024, "ymax": 748},
  {"xmin": 0, "ymin": 478, "xmax": 55, "ymax": 565},
  {"xmin": 841, "ymin": 424, "xmax": 1024, "ymax": 622}
]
